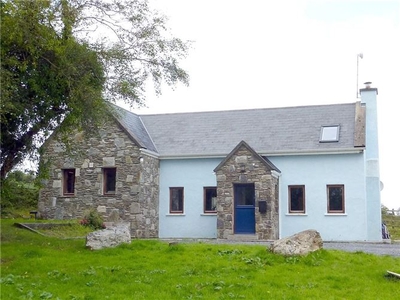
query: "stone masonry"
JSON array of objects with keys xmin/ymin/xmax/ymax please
[
  {"xmin": 38, "ymin": 118, "xmax": 159, "ymax": 238},
  {"xmin": 215, "ymin": 142, "xmax": 279, "ymax": 240}
]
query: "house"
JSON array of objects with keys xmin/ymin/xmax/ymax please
[{"xmin": 38, "ymin": 84, "xmax": 382, "ymax": 241}]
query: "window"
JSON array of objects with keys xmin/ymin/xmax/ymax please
[
  {"xmin": 103, "ymin": 168, "xmax": 116, "ymax": 195},
  {"xmin": 63, "ymin": 169, "xmax": 75, "ymax": 195},
  {"xmin": 204, "ymin": 187, "xmax": 217, "ymax": 213},
  {"xmin": 288, "ymin": 185, "xmax": 305, "ymax": 213},
  {"xmin": 170, "ymin": 187, "xmax": 184, "ymax": 213},
  {"xmin": 327, "ymin": 185, "xmax": 345, "ymax": 213},
  {"xmin": 320, "ymin": 125, "xmax": 340, "ymax": 142}
]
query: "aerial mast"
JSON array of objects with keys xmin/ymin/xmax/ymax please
[{"xmin": 356, "ymin": 53, "xmax": 363, "ymax": 98}]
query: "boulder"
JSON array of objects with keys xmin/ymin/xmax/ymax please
[
  {"xmin": 86, "ymin": 223, "xmax": 131, "ymax": 250},
  {"xmin": 270, "ymin": 229, "xmax": 323, "ymax": 256}
]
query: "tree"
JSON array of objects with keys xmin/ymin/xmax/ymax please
[
  {"xmin": 382, "ymin": 205, "xmax": 389, "ymax": 215},
  {"xmin": 0, "ymin": 0, "xmax": 190, "ymax": 180},
  {"xmin": 0, "ymin": 170, "xmax": 39, "ymax": 215},
  {"xmin": 1, "ymin": 0, "xmax": 105, "ymax": 180}
]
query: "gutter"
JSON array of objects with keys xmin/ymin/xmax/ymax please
[
  {"xmin": 157, "ymin": 148, "xmax": 365, "ymax": 160},
  {"xmin": 140, "ymin": 148, "xmax": 160, "ymax": 159}
]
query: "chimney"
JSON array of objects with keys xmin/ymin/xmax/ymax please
[
  {"xmin": 360, "ymin": 81, "xmax": 377, "ymax": 94},
  {"xmin": 359, "ymin": 82, "xmax": 381, "ymax": 240},
  {"xmin": 359, "ymin": 81, "xmax": 379, "ymax": 159}
]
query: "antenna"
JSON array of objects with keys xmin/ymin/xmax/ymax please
[{"xmin": 356, "ymin": 53, "xmax": 363, "ymax": 98}]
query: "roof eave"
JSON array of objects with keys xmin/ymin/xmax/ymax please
[{"xmin": 158, "ymin": 148, "xmax": 365, "ymax": 160}]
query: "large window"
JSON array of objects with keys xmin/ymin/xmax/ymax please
[
  {"xmin": 204, "ymin": 187, "xmax": 217, "ymax": 213},
  {"xmin": 103, "ymin": 168, "xmax": 116, "ymax": 195},
  {"xmin": 170, "ymin": 187, "xmax": 184, "ymax": 213},
  {"xmin": 288, "ymin": 185, "xmax": 305, "ymax": 213},
  {"xmin": 327, "ymin": 185, "xmax": 345, "ymax": 213},
  {"xmin": 63, "ymin": 169, "xmax": 75, "ymax": 195}
]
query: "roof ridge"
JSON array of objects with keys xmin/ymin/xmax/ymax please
[
  {"xmin": 138, "ymin": 115, "xmax": 159, "ymax": 153},
  {"xmin": 138, "ymin": 102, "xmax": 356, "ymax": 117},
  {"xmin": 107, "ymin": 102, "xmax": 158, "ymax": 153}
]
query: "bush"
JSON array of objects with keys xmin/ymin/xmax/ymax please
[
  {"xmin": 80, "ymin": 209, "xmax": 105, "ymax": 230},
  {"xmin": 0, "ymin": 170, "xmax": 39, "ymax": 216}
]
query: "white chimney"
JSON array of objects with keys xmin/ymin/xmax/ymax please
[{"xmin": 359, "ymin": 83, "xmax": 381, "ymax": 241}]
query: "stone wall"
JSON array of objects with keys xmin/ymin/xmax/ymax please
[
  {"xmin": 38, "ymin": 119, "xmax": 159, "ymax": 238},
  {"xmin": 215, "ymin": 144, "xmax": 279, "ymax": 240}
]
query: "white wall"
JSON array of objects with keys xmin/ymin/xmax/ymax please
[{"xmin": 270, "ymin": 153, "xmax": 367, "ymax": 241}]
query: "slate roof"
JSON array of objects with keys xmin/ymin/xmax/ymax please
[
  {"xmin": 111, "ymin": 102, "xmax": 360, "ymax": 158},
  {"xmin": 109, "ymin": 104, "xmax": 157, "ymax": 153}
]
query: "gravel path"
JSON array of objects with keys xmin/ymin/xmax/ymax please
[
  {"xmin": 181, "ymin": 239, "xmax": 400, "ymax": 257},
  {"xmin": 323, "ymin": 242, "xmax": 400, "ymax": 257}
]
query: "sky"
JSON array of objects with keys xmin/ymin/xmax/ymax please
[{"xmin": 122, "ymin": 0, "xmax": 400, "ymax": 209}]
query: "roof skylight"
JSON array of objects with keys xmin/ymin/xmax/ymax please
[{"xmin": 320, "ymin": 125, "xmax": 340, "ymax": 142}]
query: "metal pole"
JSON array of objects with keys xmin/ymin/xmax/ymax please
[{"xmin": 356, "ymin": 53, "xmax": 363, "ymax": 98}]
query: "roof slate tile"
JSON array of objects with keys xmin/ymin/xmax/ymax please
[{"xmin": 110, "ymin": 102, "xmax": 358, "ymax": 157}]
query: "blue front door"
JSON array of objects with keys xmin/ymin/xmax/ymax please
[{"xmin": 234, "ymin": 183, "xmax": 255, "ymax": 234}]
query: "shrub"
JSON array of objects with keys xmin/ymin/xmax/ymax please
[
  {"xmin": 0, "ymin": 170, "xmax": 39, "ymax": 216},
  {"xmin": 80, "ymin": 209, "xmax": 105, "ymax": 230}
]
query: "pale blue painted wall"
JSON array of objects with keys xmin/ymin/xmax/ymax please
[
  {"xmin": 159, "ymin": 153, "xmax": 371, "ymax": 241},
  {"xmin": 269, "ymin": 154, "xmax": 367, "ymax": 241},
  {"xmin": 158, "ymin": 158, "xmax": 220, "ymax": 238}
]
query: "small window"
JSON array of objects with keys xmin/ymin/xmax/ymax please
[
  {"xmin": 103, "ymin": 168, "xmax": 116, "ymax": 195},
  {"xmin": 63, "ymin": 169, "xmax": 75, "ymax": 195},
  {"xmin": 204, "ymin": 187, "xmax": 217, "ymax": 213},
  {"xmin": 320, "ymin": 125, "xmax": 340, "ymax": 142},
  {"xmin": 327, "ymin": 185, "xmax": 345, "ymax": 213},
  {"xmin": 288, "ymin": 185, "xmax": 305, "ymax": 213},
  {"xmin": 170, "ymin": 187, "xmax": 184, "ymax": 213}
]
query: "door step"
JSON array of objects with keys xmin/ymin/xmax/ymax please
[{"xmin": 227, "ymin": 234, "xmax": 258, "ymax": 241}]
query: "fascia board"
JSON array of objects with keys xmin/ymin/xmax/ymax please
[{"xmin": 158, "ymin": 148, "xmax": 364, "ymax": 160}]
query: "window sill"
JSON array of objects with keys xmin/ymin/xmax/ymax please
[
  {"xmin": 285, "ymin": 213, "xmax": 307, "ymax": 216},
  {"xmin": 201, "ymin": 213, "xmax": 217, "ymax": 216},
  {"xmin": 166, "ymin": 213, "xmax": 185, "ymax": 216},
  {"xmin": 324, "ymin": 213, "xmax": 347, "ymax": 216}
]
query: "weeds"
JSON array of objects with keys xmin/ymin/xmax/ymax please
[{"xmin": 80, "ymin": 209, "xmax": 105, "ymax": 230}]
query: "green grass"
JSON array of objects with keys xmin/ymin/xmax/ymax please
[
  {"xmin": 1, "ymin": 219, "xmax": 399, "ymax": 300},
  {"xmin": 24, "ymin": 223, "xmax": 94, "ymax": 239},
  {"xmin": 383, "ymin": 214, "xmax": 400, "ymax": 240}
]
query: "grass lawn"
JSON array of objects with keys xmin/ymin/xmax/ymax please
[{"xmin": 1, "ymin": 219, "xmax": 399, "ymax": 300}]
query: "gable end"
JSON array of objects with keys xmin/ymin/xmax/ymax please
[{"xmin": 214, "ymin": 140, "xmax": 280, "ymax": 173}]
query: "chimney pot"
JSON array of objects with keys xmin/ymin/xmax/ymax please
[{"xmin": 364, "ymin": 81, "xmax": 372, "ymax": 89}]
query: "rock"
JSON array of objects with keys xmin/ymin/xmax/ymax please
[
  {"xmin": 270, "ymin": 229, "xmax": 323, "ymax": 256},
  {"xmin": 86, "ymin": 223, "xmax": 131, "ymax": 250}
]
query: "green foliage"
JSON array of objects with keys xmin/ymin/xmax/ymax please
[
  {"xmin": 80, "ymin": 209, "xmax": 105, "ymax": 230},
  {"xmin": 72, "ymin": 0, "xmax": 191, "ymax": 104},
  {"xmin": 0, "ymin": 170, "xmax": 39, "ymax": 215},
  {"xmin": 1, "ymin": 218, "xmax": 400, "ymax": 299},
  {"xmin": 1, "ymin": 0, "xmax": 106, "ymax": 179},
  {"xmin": 382, "ymin": 204, "xmax": 389, "ymax": 215},
  {"xmin": 382, "ymin": 214, "xmax": 400, "ymax": 240},
  {"xmin": 1, "ymin": 0, "xmax": 190, "ymax": 179}
]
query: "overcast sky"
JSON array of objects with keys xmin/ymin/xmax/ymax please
[{"xmin": 125, "ymin": 0, "xmax": 399, "ymax": 209}]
